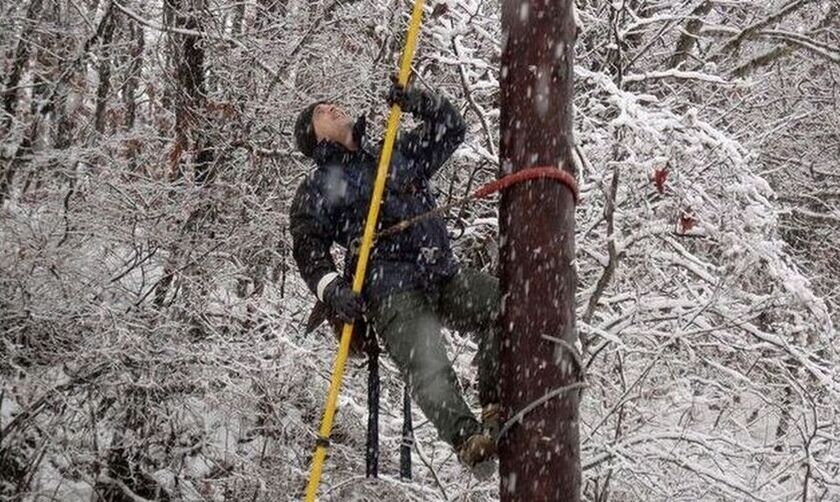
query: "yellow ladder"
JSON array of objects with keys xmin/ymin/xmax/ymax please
[{"xmin": 303, "ymin": 0, "xmax": 427, "ymax": 499}]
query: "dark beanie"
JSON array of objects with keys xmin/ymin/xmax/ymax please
[{"xmin": 294, "ymin": 101, "xmax": 325, "ymax": 158}]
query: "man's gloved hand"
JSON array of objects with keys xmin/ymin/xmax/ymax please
[
  {"xmin": 386, "ymin": 75, "xmax": 427, "ymax": 114},
  {"xmin": 323, "ymin": 278, "xmax": 365, "ymax": 323}
]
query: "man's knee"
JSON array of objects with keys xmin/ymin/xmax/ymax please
[
  {"xmin": 441, "ymin": 269, "xmax": 501, "ymax": 329},
  {"xmin": 370, "ymin": 291, "xmax": 434, "ymax": 344},
  {"xmin": 408, "ymin": 358, "xmax": 459, "ymax": 391}
]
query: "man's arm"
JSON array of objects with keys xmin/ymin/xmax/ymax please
[
  {"xmin": 289, "ymin": 178, "xmax": 340, "ymax": 302},
  {"xmin": 290, "ymin": 177, "xmax": 365, "ymax": 322},
  {"xmin": 393, "ymin": 87, "xmax": 467, "ymax": 182}
]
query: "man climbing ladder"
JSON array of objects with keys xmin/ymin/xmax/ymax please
[{"xmin": 289, "ymin": 78, "xmax": 501, "ymax": 469}]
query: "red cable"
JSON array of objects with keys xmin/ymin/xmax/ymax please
[{"xmin": 472, "ymin": 166, "xmax": 579, "ymax": 204}]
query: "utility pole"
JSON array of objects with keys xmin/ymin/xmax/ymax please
[{"xmin": 498, "ymin": 1, "xmax": 580, "ymax": 500}]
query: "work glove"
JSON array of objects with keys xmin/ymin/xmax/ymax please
[
  {"xmin": 323, "ymin": 277, "xmax": 365, "ymax": 324},
  {"xmin": 387, "ymin": 75, "xmax": 433, "ymax": 114}
]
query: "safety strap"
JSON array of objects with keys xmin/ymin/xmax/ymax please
[
  {"xmin": 376, "ymin": 164, "xmax": 578, "ymax": 240},
  {"xmin": 474, "ymin": 165, "xmax": 579, "ymax": 202},
  {"xmin": 365, "ymin": 336, "xmax": 380, "ymax": 478},
  {"xmin": 365, "ymin": 328, "xmax": 412, "ymax": 481},
  {"xmin": 400, "ymin": 386, "xmax": 413, "ymax": 479}
]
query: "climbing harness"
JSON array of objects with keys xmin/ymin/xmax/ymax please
[{"xmin": 303, "ymin": 0, "xmax": 427, "ymax": 499}]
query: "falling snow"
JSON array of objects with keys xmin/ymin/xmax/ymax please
[{"xmin": 1, "ymin": 0, "xmax": 837, "ymax": 501}]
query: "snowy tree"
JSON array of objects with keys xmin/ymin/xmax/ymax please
[{"xmin": 1, "ymin": 0, "xmax": 837, "ymax": 500}]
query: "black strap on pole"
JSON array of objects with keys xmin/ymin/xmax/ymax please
[
  {"xmin": 365, "ymin": 325, "xmax": 380, "ymax": 478},
  {"xmin": 400, "ymin": 385, "xmax": 413, "ymax": 479}
]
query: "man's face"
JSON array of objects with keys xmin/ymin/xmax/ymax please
[{"xmin": 312, "ymin": 103, "xmax": 353, "ymax": 144}]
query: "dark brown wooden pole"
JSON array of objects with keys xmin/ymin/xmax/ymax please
[{"xmin": 498, "ymin": 1, "xmax": 580, "ymax": 500}]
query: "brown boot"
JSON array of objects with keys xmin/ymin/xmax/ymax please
[
  {"xmin": 456, "ymin": 433, "xmax": 497, "ymax": 474},
  {"xmin": 481, "ymin": 403, "xmax": 501, "ymax": 442}
]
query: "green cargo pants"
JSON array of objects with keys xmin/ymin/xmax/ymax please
[{"xmin": 367, "ymin": 268, "xmax": 500, "ymax": 449}]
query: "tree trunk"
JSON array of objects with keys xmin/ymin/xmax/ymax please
[
  {"xmin": 1, "ymin": 0, "xmax": 45, "ymax": 135},
  {"xmin": 154, "ymin": 0, "xmax": 215, "ymax": 306},
  {"xmin": 0, "ymin": 0, "xmax": 45, "ymax": 204},
  {"xmin": 1, "ymin": 120, "xmax": 37, "ymax": 205},
  {"xmin": 668, "ymin": 1, "xmax": 712, "ymax": 69},
  {"xmin": 498, "ymin": 1, "xmax": 580, "ymax": 500},
  {"xmin": 94, "ymin": 7, "xmax": 117, "ymax": 134},
  {"xmin": 170, "ymin": 0, "xmax": 214, "ymax": 184},
  {"xmin": 121, "ymin": 19, "xmax": 144, "ymax": 172},
  {"xmin": 123, "ymin": 20, "xmax": 144, "ymax": 132}
]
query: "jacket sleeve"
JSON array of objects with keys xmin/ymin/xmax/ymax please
[
  {"xmin": 394, "ymin": 89, "xmax": 466, "ymax": 183},
  {"xmin": 289, "ymin": 176, "xmax": 339, "ymax": 301}
]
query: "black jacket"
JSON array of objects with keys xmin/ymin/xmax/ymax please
[{"xmin": 289, "ymin": 90, "xmax": 466, "ymax": 303}]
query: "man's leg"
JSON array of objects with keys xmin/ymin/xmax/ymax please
[
  {"xmin": 437, "ymin": 268, "xmax": 501, "ymax": 407},
  {"xmin": 368, "ymin": 290, "xmax": 482, "ymax": 449}
]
